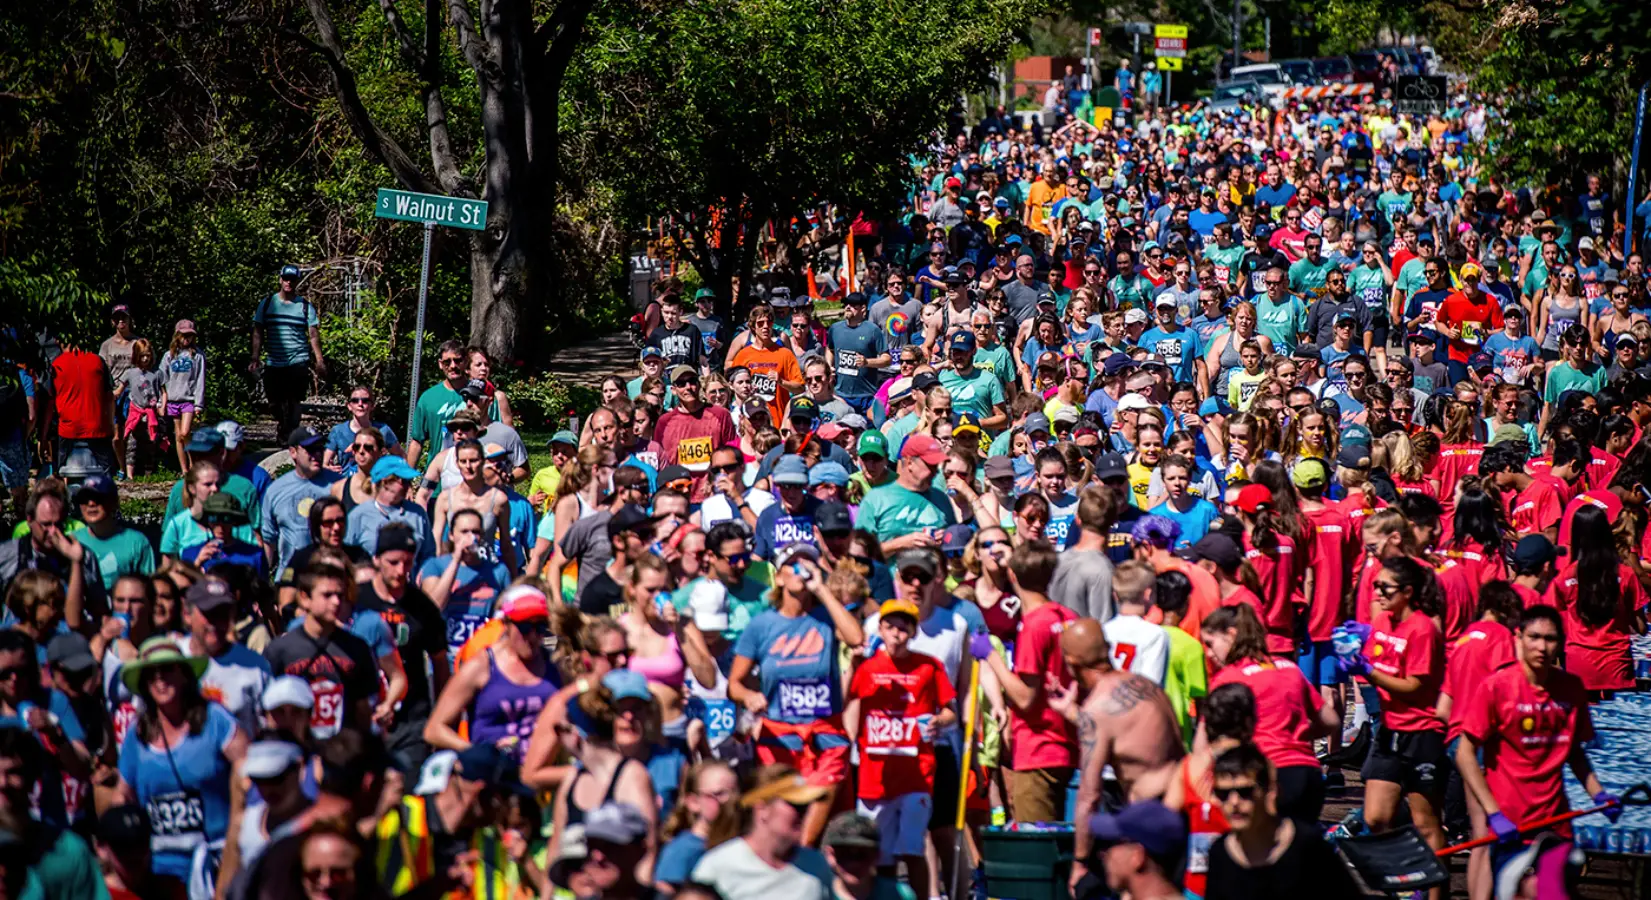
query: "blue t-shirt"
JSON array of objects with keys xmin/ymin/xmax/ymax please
[
  {"xmin": 1254, "ymin": 183, "xmax": 1297, "ymax": 211},
  {"xmin": 260, "ymin": 469, "xmax": 344, "ymax": 577},
  {"xmin": 656, "ymin": 832, "xmax": 708, "ymax": 887},
  {"xmin": 1188, "ymin": 209, "xmax": 1228, "ymax": 237},
  {"xmin": 754, "ymin": 497, "xmax": 821, "ymax": 561},
  {"xmin": 324, "ymin": 422, "xmax": 400, "ymax": 475},
  {"xmin": 734, "ymin": 606, "xmax": 843, "ymax": 725},
  {"xmin": 1483, "ymin": 332, "xmax": 1540, "ymax": 380},
  {"xmin": 252, "ymin": 294, "xmax": 319, "ymax": 368},
  {"xmin": 417, "ymin": 555, "xmax": 511, "ymax": 653},
  {"xmin": 1151, "ymin": 498, "xmax": 1220, "ymax": 548},
  {"xmin": 1138, "ymin": 325, "xmax": 1201, "ymax": 383},
  {"xmin": 117, "ymin": 703, "xmax": 240, "ymax": 879},
  {"xmin": 827, "ymin": 320, "xmax": 888, "ymax": 400}
]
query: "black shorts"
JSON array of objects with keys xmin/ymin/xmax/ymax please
[
  {"xmin": 1275, "ymin": 764, "xmax": 1326, "ymax": 825},
  {"xmin": 932, "ymin": 743, "xmax": 960, "ymax": 827},
  {"xmin": 263, "ymin": 363, "xmax": 310, "ymax": 405},
  {"xmin": 1370, "ymin": 320, "xmax": 1390, "ymax": 349},
  {"xmin": 1362, "ymin": 726, "xmax": 1446, "ymax": 795}
]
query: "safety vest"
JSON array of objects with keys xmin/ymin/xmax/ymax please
[{"xmin": 374, "ymin": 795, "xmax": 514, "ymax": 900}]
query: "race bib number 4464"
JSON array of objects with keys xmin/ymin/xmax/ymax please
[
  {"xmin": 777, "ymin": 679, "xmax": 833, "ymax": 719},
  {"xmin": 679, "ymin": 436, "xmax": 714, "ymax": 470}
]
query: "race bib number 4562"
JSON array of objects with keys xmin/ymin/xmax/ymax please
[{"xmin": 776, "ymin": 679, "xmax": 833, "ymax": 719}]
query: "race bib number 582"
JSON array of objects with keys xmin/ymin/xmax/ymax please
[{"xmin": 777, "ymin": 679, "xmax": 833, "ymax": 719}]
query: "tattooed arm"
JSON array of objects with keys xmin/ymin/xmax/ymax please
[{"xmin": 1070, "ymin": 707, "xmax": 1110, "ymax": 892}]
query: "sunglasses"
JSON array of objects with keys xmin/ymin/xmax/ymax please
[
  {"xmin": 349, "ymin": 396, "xmax": 372, "ymax": 405},
  {"xmin": 440, "ymin": 357, "xmax": 465, "ymax": 366},
  {"xmin": 899, "ymin": 568, "xmax": 934, "ymax": 585},
  {"xmin": 1373, "ymin": 581, "xmax": 1403, "ymax": 596},
  {"xmin": 1213, "ymin": 784, "xmax": 1260, "ymax": 802},
  {"xmin": 352, "ymin": 442, "xmax": 378, "ymax": 452},
  {"xmin": 720, "ymin": 551, "xmax": 752, "ymax": 566},
  {"xmin": 602, "ymin": 648, "xmax": 632, "ymax": 665}
]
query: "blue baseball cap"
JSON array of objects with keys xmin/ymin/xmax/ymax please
[
  {"xmin": 279, "ymin": 264, "xmax": 301, "ymax": 279},
  {"xmin": 73, "ymin": 473, "xmax": 118, "ymax": 504},
  {"xmin": 601, "ymin": 669, "xmax": 653, "ymax": 704},
  {"xmin": 1087, "ymin": 801, "xmax": 1186, "ymax": 858},
  {"xmin": 370, "ymin": 456, "xmax": 420, "ymax": 484},
  {"xmin": 808, "ymin": 461, "xmax": 850, "ymax": 487},
  {"xmin": 948, "ymin": 330, "xmax": 977, "ymax": 353},
  {"xmin": 185, "ymin": 428, "xmax": 226, "ymax": 453},
  {"xmin": 773, "ymin": 454, "xmax": 810, "ymax": 486}
]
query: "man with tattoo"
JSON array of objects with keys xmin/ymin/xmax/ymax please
[{"xmin": 1054, "ymin": 618, "xmax": 1183, "ymax": 898}]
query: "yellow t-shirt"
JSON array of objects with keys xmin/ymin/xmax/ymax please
[{"xmin": 527, "ymin": 465, "xmax": 561, "ymax": 514}]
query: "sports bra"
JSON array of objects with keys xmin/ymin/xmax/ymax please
[
  {"xmin": 624, "ymin": 615, "xmax": 686, "ymax": 689},
  {"xmin": 563, "ymin": 757, "xmax": 644, "ymax": 827}
]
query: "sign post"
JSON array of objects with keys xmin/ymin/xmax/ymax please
[
  {"xmin": 1154, "ymin": 24, "xmax": 1187, "ymax": 101},
  {"xmin": 1627, "ymin": 84, "xmax": 1648, "ymax": 262},
  {"xmin": 374, "ymin": 187, "xmax": 489, "ymax": 439},
  {"xmin": 1395, "ymin": 76, "xmax": 1447, "ymax": 116}
]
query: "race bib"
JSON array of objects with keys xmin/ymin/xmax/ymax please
[
  {"xmin": 773, "ymin": 515, "xmax": 816, "ymax": 547},
  {"xmin": 1360, "ymin": 286, "xmax": 1385, "ymax": 309},
  {"xmin": 633, "ymin": 451, "xmax": 659, "ymax": 469},
  {"xmin": 446, "ymin": 613, "xmax": 489, "ymax": 656},
  {"xmin": 1420, "ymin": 301, "xmax": 1439, "ymax": 326},
  {"xmin": 148, "ymin": 788, "xmax": 206, "ymax": 852},
  {"xmin": 693, "ymin": 698, "xmax": 738, "ymax": 745},
  {"xmin": 112, "ymin": 700, "xmax": 139, "ymax": 749},
  {"xmin": 1238, "ymin": 380, "xmax": 1262, "ymax": 405},
  {"xmin": 1045, "ymin": 515, "xmax": 1075, "ymax": 545},
  {"xmin": 1249, "ymin": 270, "xmax": 1267, "ymax": 294},
  {"xmin": 837, "ymin": 350, "xmax": 863, "ymax": 375},
  {"xmin": 309, "ymin": 679, "xmax": 345, "ymax": 738},
  {"xmin": 1154, "ymin": 338, "xmax": 1184, "ymax": 366},
  {"xmin": 863, "ymin": 711, "xmax": 922, "ymax": 756},
  {"xmin": 1213, "ymin": 264, "xmax": 1232, "ymax": 284},
  {"xmin": 751, "ymin": 373, "xmax": 778, "ymax": 400},
  {"xmin": 1459, "ymin": 319, "xmax": 1484, "ymax": 346},
  {"xmin": 776, "ymin": 679, "xmax": 834, "ymax": 720},
  {"xmin": 679, "ymin": 436, "xmax": 714, "ymax": 471},
  {"xmin": 1187, "ymin": 830, "xmax": 1214, "ymax": 874}
]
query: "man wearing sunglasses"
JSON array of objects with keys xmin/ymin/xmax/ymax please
[
  {"xmin": 406, "ymin": 339, "xmax": 474, "ymax": 469},
  {"xmin": 1205, "ymin": 744, "xmax": 1360, "ymax": 897},
  {"xmin": 656, "ymin": 365, "xmax": 736, "ymax": 503}
]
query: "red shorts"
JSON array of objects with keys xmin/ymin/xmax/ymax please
[{"xmin": 756, "ymin": 716, "xmax": 850, "ymax": 787}]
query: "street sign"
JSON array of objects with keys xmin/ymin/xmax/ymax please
[
  {"xmin": 1155, "ymin": 37, "xmax": 1187, "ymax": 57},
  {"xmin": 374, "ymin": 188, "xmax": 489, "ymax": 231},
  {"xmin": 1396, "ymin": 75, "xmax": 1447, "ymax": 115},
  {"xmin": 1088, "ymin": 27, "xmax": 1101, "ymax": 46},
  {"xmin": 1154, "ymin": 24, "xmax": 1188, "ymax": 39},
  {"xmin": 1157, "ymin": 56, "xmax": 1184, "ymax": 72}
]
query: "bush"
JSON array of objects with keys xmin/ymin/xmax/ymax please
[{"xmin": 500, "ymin": 373, "xmax": 603, "ymax": 430}]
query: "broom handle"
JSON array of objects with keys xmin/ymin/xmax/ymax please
[{"xmin": 1436, "ymin": 800, "xmax": 1620, "ymax": 856}]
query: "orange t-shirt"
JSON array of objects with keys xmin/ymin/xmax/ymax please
[{"xmin": 728, "ymin": 343, "xmax": 803, "ymax": 424}]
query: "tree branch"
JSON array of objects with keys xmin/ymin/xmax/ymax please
[
  {"xmin": 376, "ymin": 0, "xmax": 426, "ymax": 70},
  {"xmin": 293, "ymin": 0, "xmax": 440, "ymax": 194},
  {"xmin": 421, "ymin": 0, "xmax": 468, "ymax": 196},
  {"xmin": 446, "ymin": 0, "xmax": 488, "ymax": 78}
]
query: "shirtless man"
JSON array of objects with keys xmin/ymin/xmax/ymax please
[{"xmin": 1055, "ymin": 617, "xmax": 1183, "ymax": 896}]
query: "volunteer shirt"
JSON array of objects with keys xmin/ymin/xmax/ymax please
[
  {"xmin": 1010, "ymin": 601, "xmax": 1079, "ymax": 770},
  {"xmin": 1557, "ymin": 490, "xmax": 1621, "ymax": 550},
  {"xmin": 1435, "ymin": 290, "xmax": 1503, "ymax": 363},
  {"xmin": 1543, "ymin": 562, "xmax": 1645, "ymax": 691},
  {"xmin": 1101, "ymin": 614, "xmax": 1169, "ymax": 685},
  {"xmin": 1301, "ymin": 506, "xmax": 1354, "ymax": 642},
  {"xmin": 1461, "ymin": 664, "xmax": 1594, "ymax": 832},
  {"xmin": 736, "ymin": 605, "xmax": 842, "ymax": 725},
  {"xmin": 355, "ymin": 580, "xmax": 448, "ymax": 722},
  {"xmin": 1242, "ymin": 535, "xmax": 1298, "ymax": 655},
  {"xmin": 1364, "ymin": 609, "xmax": 1445, "ymax": 733},
  {"xmin": 827, "ymin": 320, "xmax": 889, "ymax": 399},
  {"xmin": 1210, "ymin": 657, "xmax": 1324, "ymax": 769},
  {"xmin": 727, "ymin": 344, "xmax": 803, "ymax": 426},
  {"xmin": 260, "ymin": 469, "xmax": 344, "ymax": 578},
  {"xmin": 73, "ymin": 525, "xmax": 156, "ymax": 592},
  {"xmin": 417, "ymin": 554, "xmax": 511, "ymax": 656},
  {"xmin": 848, "ymin": 651, "xmax": 957, "ymax": 799},
  {"xmin": 856, "ymin": 482, "xmax": 956, "ymax": 543},
  {"xmin": 262, "ymin": 625, "xmax": 379, "ymax": 739},
  {"xmin": 1508, "ymin": 476, "xmax": 1565, "ymax": 536},
  {"xmin": 1441, "ymin": 621, "xmax": 1515, "ymax": 742}
]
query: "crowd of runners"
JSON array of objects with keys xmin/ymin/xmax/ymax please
[{"xmin": 0, "ymin": 65, "xmax": 1647, "ymax": 900}]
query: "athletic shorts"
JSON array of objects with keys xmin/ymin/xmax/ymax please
[
  {"xmin": 164, "ymin": 401, "xmax": 196, "ymax": 418},
  {"xmin": 1296, "ymin": 640, "xmax": 1342, "ymax": 686},
  {"xmin": 1362, "ymin": 725, "xmax": 1446, "ymax": 795},
  {"xmin": 856, "ymin": 792, "xmax": 932, "ymax": 864},
  {"xmin": 1370, "ymin": 320, "xmax": 1390, "ymax": 350},
  {"xmin": 756, "ymin": 716, "xmax": 849, "ymax": 787},
  {"xmin": 263, "ymin": 363, "xmax": 310, "ymax": 405}
]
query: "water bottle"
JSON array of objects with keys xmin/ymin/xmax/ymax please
[
  {"xmin": 1576, "ymin": 824, "xmax": 1599, "ymax": 849},
  {"xmin": 1604, "ymin": 826, "xmax": 1624, "ymax": 854},
  {"xmin": 1636, "ymin": 657, "xmax": 1651, "ymax": 680}
]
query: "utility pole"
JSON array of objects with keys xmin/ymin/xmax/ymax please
[
  {"xmin": 1231, "ymin": 0, "xmax": 1242, "ymax": 81},
  {"xmin": 1628, "ymin": 83, "xmax": 1648, "ymax": 262}
]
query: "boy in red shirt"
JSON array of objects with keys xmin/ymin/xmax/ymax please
[
  {"xmin": 1480, "ymin": 442, "xmax": 1564, "ymax": 543},
  {"xmin": 1458, "ymin": 605, "xmax": 1616, "ymax": 871},
  {"xmin": 846, "ymin": 598, "xmax": 957, "ymax": 889},
  {"xmin": 1434, "ymin": 262, "xmax": 1503, "ymax": 384}
]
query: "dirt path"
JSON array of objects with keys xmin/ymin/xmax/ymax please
[{"xmin": 542, "ymin": 331, "xmax": 642, "ymax": 386}]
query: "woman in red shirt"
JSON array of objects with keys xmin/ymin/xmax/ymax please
[
  {"xmin": 1430, "ymin": 399, "xmax": 1484, "ymax": 526},
  {"xmin": 1341, "ymin": 555, "xmax": 1449, "ymax": 873},
  {"xmin": 1232, "ymin": 483, "xmax": 1302, "ymax": 657},
  {"xmin": 1543, "ymin": 503, "xmax": 1648, "ymax": 693},
  {"xmin": 1159, "ymin": 681, "xmax": 1254, "ymax": 900},
  {"xmin": 1439, "ymin": 482, "xmax": 1510, "ymax": 587},
  {"xmin": 1201, "ymin": 603, "xmax": 1338, "ymax": 825}
]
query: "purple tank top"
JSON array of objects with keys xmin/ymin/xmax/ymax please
[{"xmin": 469, "ymin": 649, "xmax": 559, "ymax": 760}]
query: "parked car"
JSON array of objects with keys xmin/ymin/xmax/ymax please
[
  {"xmin": 1207, "ymin": 80, "xmax": 1266, "ymax": 113},
  {"xmin": 1229, "ymin": 63, "xmax": 1292, "ymax": 100},
  {"xmin": 1278, "ymin": 59, "xmax": 1318, "ymax": 85},
  {"xmin": 1314, "ymin": 55, "xmax": 1355, "ymax": 83},
  {"xmin": 1378, "ymin": 46, "xmax": 1421, "ymax": 76},
  {"xmin": 1350, "ymin": 50, "xmax": 1384, "ymax": 84}
]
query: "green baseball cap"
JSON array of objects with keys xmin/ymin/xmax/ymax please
[{"xmin": 857, "ymin": 430, "xmax": 890, "ymax": 460}]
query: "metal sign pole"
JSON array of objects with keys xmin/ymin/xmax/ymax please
[
  {"xmin": 406, "ymin": 220, "xmax": 435, "ymax": 441},
  {"xmin": 1627, "ymin": 84, "xmax": 1648, "ymax": 263}
]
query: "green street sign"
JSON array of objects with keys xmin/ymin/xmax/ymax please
[{"xmin": 374, "ymin": 188, "xmax": 488, "ymax": 231}]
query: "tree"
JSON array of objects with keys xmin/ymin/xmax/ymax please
[
  {"xmin": 566, "ymin": 0, "xmax": 1035, "ymax": 319},
  {"xmin": 266, "ymin": 0, "xmax": 596, "ymax": 362}
]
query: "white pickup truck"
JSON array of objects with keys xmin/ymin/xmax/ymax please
[{"xmin": 1228, "ymin": 63, "xmax": 1293, "ymax": 105}]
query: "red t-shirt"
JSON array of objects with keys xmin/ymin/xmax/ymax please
[
  {"xmin": 1439, "ymin": 539, "xmax": 1507, "ymax": 589},
  {"xmin": 1557, "ymin": 491, "xmax": 1619, "ymax": 552},
  {"xmin": 1436, "ymin": 559, "xmax": 1478, "ymax": 647},
  {"xmin": 1210, "ymin": 657, "xmax": 1324, "ymax": 769},
  {"xmin": 1442, "ymin": 621, "xmax": 1515, "ymax": 742},
  {"xmin": 1010, "ymin": 601, "xmax": 1079, "ymax": 770},
  {"xmin": 1243, "ymin": 534, "xmax": 1298, "ymax": 655},
  {"xmin": 1353, "ymin": 555, "xmax": 1383, "ymax": 625},
  {"xmin": 52, "ymin": 349, "xmax": 114, "ymax": 440},
  {"xmin": 1586, "ymin": 448, "xmax": 1621, "ymax": 492},
  {"xmin": 1514, "ymin": 582, "xmax": 1545, "ymax": 608},
  {"xmin": 1461, "ymin": 664, "xmax": 1594, "ymax": 832},
  {"xmin": 1365, "ymin": 609, "xmax": 1445, "ymax": 733},
  {"xmin": 1543, "ymin": 562, "xmax": 1645, "ymax": 691},
  {"xmin": 1432, "ymin": 443, "xmax": 1485, "ymax": 511},
  {"xmin": 1436, "ymin": 290, "xmax": 1504, "ymax": 362},
  {"xmin": 654, "ymin": 404, "xmax": 738, "ymax": 501},
  {"xmin": 1391, "ymin": 247, "xmax": 1417, "ymax": 278},
  {"xmin": 849, "ymin": 650, "xmax": 957, "ymax": 800},
  {"xmin": 1302, "ymin": 506, "xmax": 1355, "ymax": 642},
  {"xmin": 1508, "ymin": 476, "xmax": 1565, "ymax": 537},
  {"xmin": 1336, "ymin": 493, "xmax": 1386, "ymax": 584}
]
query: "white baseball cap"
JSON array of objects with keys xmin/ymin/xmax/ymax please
[
  {"xmin": 1123, "ymin": 308, "xmax": 1149, "ymax": 325},
  {"xmin": 688, "ymin": 579, "xmax": 730, "ymax": 632},
  {"xmin": 261, "ymin": 675, "xmax": 314, "ymax": 711},
  {"xmin": 414, "ymin": 750, "xmax": 458, "ymax": 795},
  {"xmin": 243, "ymin": 740, "xmax": 303, "ymax": 780},
  {"xmin": 1117, "ymin": 394, "xmax": 1154, "ymax": 413},
  {"xmin": 214, "ymin": 419, "xmax": 246, "ymax": 450}
]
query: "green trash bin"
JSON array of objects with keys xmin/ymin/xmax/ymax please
[{"xmin": 980, "ymin": 826, "xmax": 1075, "ymax": 900}]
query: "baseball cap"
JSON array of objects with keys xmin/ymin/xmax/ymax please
[
  {"xmin": 808, "ymin": 461, "xmax": 850, "ymax": 487},
  {"xmin": 73, "ymin": 474, "xmax": 117, "ymax": 504},
  {"xmin": 1578, "ymin": 236, "xmax": 1596, "ymax": 251},
  {"xmin": 667, "ymin": 365, "xmax": 698, "ymax": 385},
  {"xmin": 1191, "ymin": 533, "xmax": 1242, "ymax": 570},
  {"xmin": 1489, "ymin": 423, "xmax": 1530, "ymax": 448},
  {"xmin": 174, "ymin": 319, "xmax": 196, "ymax": 334},
  {"xmin": 286, "ymin": 426, "xmax": 326, "ymax": 451},
  {"xmin": 1233, "ymin": 483, "xmax": 1274, "ymax": 514},
  {"xmin": 941, "ymin": 524, "xmax": 975, "ymax": 556},
  {"xmin": 837, "ymin": 413, "xmax": 869, "ymax": 432},
  {"xmin": 1291, "ymin": 458, "xmax": 1330, "ymax": 490},
  {"xmin": 1093, "ymin": 452, "xmax": 1129, "ymax": 481},
  {"xmin": 688, "ymin": 579, "xmax": 730, "ymax": 631},
  {"xmin": 816, "ymin": 422, "xmax": 848, "ymax": 441},
  {"xmin": 46, "ymin": 633, "xmax": 97, "ymax": 673},
  {"xmin": 891, "ymin": 547, "xmax": 940, "ymax": 579},
  {"xmin": 1154, "ymin": 294, "xmax": 1177, "ymax": 308},
  {"xmin": 608, "ymin": 504, "xmax": 662, "ymax": 538},
  {"xmin": 984, "ymin": 456, "xmax": 1016, "ymax": 480},
  {"xmin": 214, "ymin": 420, "xmax": 246, "ymax": 449},
  {"xmin": 279, "ymin": 264, "xmax": 301, "ymax": 279},
  {"xmin": 483, "ymin": 443, "xmax": 508, "ymax": 461},
  {"xmin": 952, "ymin": 412, "xmax": 982, "ymax": 437},
  {"xmin": 97, "ymin": 805, "xmax": 152, "ymax": 851},
  {"xmin": 201, "ymin": 492, "xmax": 249, "ymax": 526},
  {"xmin": 902, "ymin": 434, "xmax": 946, "ymax": 466},
  {"xmin": 1117, "ymin": 393, "xmax": 1153, "ymax": 413},
  {"xmin": 1512, "ymin": 534, "xmax": 1557, "ymax": 573},
  {"xmin": 658, "ymin": 464, "xmax": 692, "ymax": 486},
  {"xmin": 1051, "ymin": 406, "xmax": 1081, "ymax": 426},
  {"xmin": 878, "ymin": 598, "xmax": 922, "ymax": 624},
  {"xmin": 1035, "ymin": 351, "xmax": 1062, "ymax": 371},
  {"xmin": 601, "ymin": 669, "xmax": 653, "ymax": 703},
  {"xmin": 1103, "ymin": 354, "xmax": 1138, "ymax": 377},
  {"xmin": 1337, "ymin": 443, "xmax": 1372, "ymax": 469},
  {"xmin": 694, "ymin": 287, "xmax": 716, "ymax": 302},
  {"xmin": 639, "ymin": 346, "xmax": 664, "ymax": 361},
  {"xmin": 243, "ymin": 740, "xmax": 304, "ymax": 780},
  {"xmin": 1123, "ymin": 308, "xmax": 1149, "ymax": 325},
  {"xmin": 857, "ymin": 430, "xmax": 890, "ymax": 460},
  {"xmin": 910, "ymin": 372, "xmax": 941, "ymax": 393},
  {"xmin": 1022, "ymin": 412, "xmax": 1052, "ymax": 436},
  {"xmin": 773, "ymin": 454, "xmax": 811, "ymax": 485},
  {"xmin": 261, "ymin": 675, "xmax": 315, "ymax": 711},
  {"xmin": 185, "ymin": 578, "xmax": 235, "ymax": 612},
  {"xmin": 774, "ymin": 542, "xmax": 821, "ymax": 569},
  {"xmin": 815, "ymin": 501, "xmax": 853, "ymax": 535},
  {"xmin": 499, "ymin": 584, "xmax": 550, "ymax": 623},
  {"xmin": 458, "ymin": 379, "xmax": 489, "ymax": 403},
  {"xmin": 585, "ymin": 802, "xmax": 650, "ymax": 845},
  {"xmin": 1459, "ymin": 261, "xmax": 1482, "ymax": 281},
  {"xmin": 789, "ymin": 397, "xmax": 820, "ymax": 423},
  {"xmin": 185, "ymin": 428, "xmax": 225, "ymax": 453},
  {"xmin": 1087, "ymin": 801, "xmax": 1186, "ymax": 859},
  {"xmin": 949, "ymin": 330, "xmax": 977, "ymax": 353},
  {"xmin": 371, "ymin": 455, "xmax": 420, "ymax": 484},
  {"xmin": 1468, "ymin": 351, "xmax": 1495, "ymax": 372},
  {"xmin": 823, "ymin": 813, "xmax": 882, "ymax": 850},
  {"xmin": 1342, "ymin": 424, "xmax": 1373, "ymax": 448},
  {"xmin": 843, "ymin": 291, "xmax": 869, "ymax": 307},
  {"xmin": 741, "ymin": 772, "xmax": 832, "ymax": 808}
]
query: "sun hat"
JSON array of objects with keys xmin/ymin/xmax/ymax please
[{"xmin": 120, "ymin": 636, "xmax": 209, "ymax": 695}]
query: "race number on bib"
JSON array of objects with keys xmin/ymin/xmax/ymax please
[
  {"xmin": 148, "ymin": 789, "xmax": 207, "ymax": 852},
  {"xmin": 310, "ymin": 679, "xmax": 345, "ymax": 737},
  {"xmin": 1250, "ymin": 270, "xmax": 1267, "ymax": 294},
  {"xmin": 679, "ymin": 436, "xmax": 714, "ymax": 471},
  {"xmin": 751, "ymin": 373, "xmax": 778, "ymax": 400},
  {"xmin": 693, "ymin": 698, "xmax": 739, "ymax": 745},
  {"xmin": 863, "ymin": 711, "xmax": 921, "ymax": 756},
  {"xmin": 1459, "ymin": 319, "xmax": 1483, "ymax": 346},
  {"xmin": 773, "ymin": 516, "xmax": 816, "ymax": 547},
  {"xmin": 837, "ymin": 350, "xmax": 863, "ymax": 376},
  {"xmin": 446, "ymin": 613, "xmax": 489, "ymax": 656},
  {"xmin": 1154, "ymin": 339, "xmax": 1184, "ymax": 366},
  {"xmin": 776, "ymin": 679, "xmax": 834, "ymax": 720},
  {"xmin": 1045, "ymin": 515, "xmax": 1075, "ymax": 545}
]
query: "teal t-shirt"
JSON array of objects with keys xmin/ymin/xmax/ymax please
[
  {"xmin": 973, "ymin": 344, "xmax": 1018, "ymax": 396},
  {"xmin": 1348, "ymin": 264, "xmax": 1389, "ymax": 319},
  {"xmin": 670, "ymin": 575, "xmax": 771, "ymax": 646},
  {"xmin": 19, "ymin": 826, "xmax": 109, "ymax": 900},
  {"xmin": 165, "ymin": 473, "xmax": 261, "ymax": 530},
  {"xmin": 1542, "ymin": 361, "xmax": 1606, "ymax": 404},
  {"xmin": 883, "ymin": 414, "xmax": 920, "ymax": 458},
  {"xmin": 1394, "ymin": 257, "xmax": 1428, "ymax": 303},
  {"xmin": 857, "ymin": 482, "xmax": 957, "ymax": 542},
  {"xmin": 1288, "ymin": 256, "xmax": 1339, "ymax": 293},
  {"xmin": 410, "ymin": 382, "xmax": 465, "ymax": 451},
  {"xmin": 159, "ymin": 511, "xmax": 257, "ymax": 557},
  {"xmin": 1376, "ymin": 190, "xmax": 1413, "ymax": 219},
  {"xmin": 1255, "ymin": 294, "xmax": 1308, "ymax": 355},
  {"xmin": 1109, "ymin": 275, "xmax": 1153, "ymax": 310},
  {"xmin": 73, "ymin": 525, "xmax": 156, "ymax": 591},
  {"xmin": 939, "ymin": 366, "xmax": 1006, "ymax": 423},
  {"xmin": 252, "ymin": 293, "xmax": 319, "ymax": 368},
  {"xmin": 1204, "ymin": 244, "xmax": 1246, "ymax": 288}
]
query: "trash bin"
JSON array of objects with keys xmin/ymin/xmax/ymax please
[{"xmin": 980, "ymin": 826, "xmax": 1074, "ymax": 900}]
